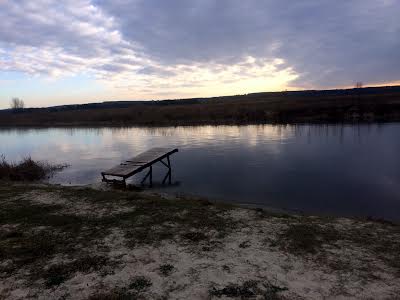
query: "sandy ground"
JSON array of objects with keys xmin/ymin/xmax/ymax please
[{"xmin": 0, "ymin": 183, "xmax": 399, "ymax": 299}]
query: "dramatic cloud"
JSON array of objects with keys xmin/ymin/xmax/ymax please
[
  {"xmin": 0, "ymin": 0, "xmax": 399, "ymax": 105},
  {"xmin": 0, "ymin": 0, "xmax": 140, "ymax": 77},
  {"xmin": 97, "ymin": 0, "xmax": 400, "ymax": 87}
]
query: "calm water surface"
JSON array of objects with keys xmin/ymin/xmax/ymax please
[{"xmin": 1, "ymin": 124, "xmax": 399, "ymax": 220}]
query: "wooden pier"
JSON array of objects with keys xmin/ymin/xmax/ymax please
[{"xmin": 101, "ymin": 147, "xmax": 178, "ymax": 186}]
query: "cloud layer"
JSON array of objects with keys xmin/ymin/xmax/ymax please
[{"xmin": 0, "ymin": 0, "xmax": 399, "ymax": 103}]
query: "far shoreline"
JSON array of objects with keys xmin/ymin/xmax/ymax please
[
  {"xmin": 0, "ymin": 119, "xmax": 399, "ymax": 130},
  {"xmin": 1, "ymin": 85, "xmax": 400, "ymax": 127}
]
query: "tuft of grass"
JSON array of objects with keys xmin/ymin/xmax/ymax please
[
  {"xmin": 278, "ymin": 222, "xmax": 340, "ymax": 255},
  {"xmin": 129, "ymin": 276, "xmax": 152, "ymax": 291},
  {"xmin": 275, "ymin": 218, "xmax": 400, "ymax": 277},
  {"xmin": 238, "ymin": 240, "xmax": 251, "ymax": 249},
  {"xmin": 45, "ymin": 266, "xmax": 69, "ymax": 288},
  {"xmin": 181, "ymin": 231, "xmax": 207, "ymax": 242},
  {"xmin": 0, "ymin": 155, "xmax": 67, "ymax": 181},
  {"xmin": 0, "ymin": 230, "xmax": 62, "ymax": 269},
  {"xmin": 209, "ymin": 280, "xmax": 287, "ymax": 299},
  {"xmin": 339, "ymin": 222, "xmax": 400, "ymax": 274},
  {"xmin": 159, "ymin": 264, "xmax": 174, "ymax": 277},
  {"xmin": 88, "ymin": 289, "xmax": 136, "ymax": 300},
  {"xmin": 44, "ymin": 255, "xmax": 109, "ymax": 287}
]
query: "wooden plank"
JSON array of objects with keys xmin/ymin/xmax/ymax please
[
  {"xmin": 126, "ymin": 147, "xmax": 172, "ymax": 162},
  {"xmin": 102, "ymin": 163, "xmax": 146, "ymax": 177},
  {"xmin": 101, "ymin": 147, "xmax": 178, "ymax": 178}
]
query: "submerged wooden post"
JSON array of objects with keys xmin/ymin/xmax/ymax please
[
  {"xmin": 167, "ymin": 155, "xmax": 171, "ymax": 184},
  {"xmin": 149, "ymin": 165, "xmax": 153, "ymax": 187},
  {"xmin": 161, "ymin": 154, "xmax": 172, "ymax": 185}
]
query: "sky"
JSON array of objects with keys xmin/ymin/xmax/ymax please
[{"xmin": 0, "ymin": 0, "xmax": 399, "ymax": 109}]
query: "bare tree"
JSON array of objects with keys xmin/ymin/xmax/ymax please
[
  {"xmin": 355, "ymin": 82, "xmax": 363, "ymax": 89},
  {"xmin": 10, "ymin": 97, "xmax": 25, "ymax": 110}
]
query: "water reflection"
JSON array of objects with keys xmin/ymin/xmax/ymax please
[{"xmin": 1, "ymin": 124, "xmax": 399, "ymax": 220}]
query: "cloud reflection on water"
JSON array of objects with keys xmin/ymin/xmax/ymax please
[{"xmin": 1, "ymin": 124, "xmax": 399, "ymax": 220}]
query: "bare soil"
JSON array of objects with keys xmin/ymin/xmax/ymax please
[{"xmin": 0, "ymin": 183, "xmax": 399, "ymax": 299}]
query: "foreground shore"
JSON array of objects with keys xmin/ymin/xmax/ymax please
[{"xmin": 0, "ymin": 183, "xmax": 399, "ymax": 299}]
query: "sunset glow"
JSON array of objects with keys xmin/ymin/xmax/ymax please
[{"xmin": 0, "ymin": 0, "xmax": 399, "ymax": 108}]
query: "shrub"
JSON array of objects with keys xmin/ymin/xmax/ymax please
[{"xmin": 0, "ymin": 155, "xmax": 66, "ymax": 181}]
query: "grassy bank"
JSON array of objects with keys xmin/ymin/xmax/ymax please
[
  {"xmin": 0, "ymin": 183, "xmax": 399, "ymax": 299},
  {"xmin": 1, "ymin": 86, "xmax": 400, "ymax": 127}
]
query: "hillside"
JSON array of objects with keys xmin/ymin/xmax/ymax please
[{"xmin": 1, "ymin": 86, "xmax": 400, "ymax": 127}]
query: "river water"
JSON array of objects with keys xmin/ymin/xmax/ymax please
[{"xmin": 1, "ymin": 124, "xmax": 399, "ymax": 220}]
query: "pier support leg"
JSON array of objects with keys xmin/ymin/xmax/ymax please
[
  {"xmin": 149, "ymin": 165, "xmax": 152, "ymax": 187},
  {"xmin": 167, "ymin": 155, "xmax": 171, "ymax": 184},
  {"xmin": 162, "ymin": 155, "xmax": 172, "ymax": 185},
  {"xmin": 141, "ymin": 166, "xmax": 153, "ymax": 187},
  {"xmin": 102, "ymin": 173, "xmax": 126, "ymax": 187}
]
